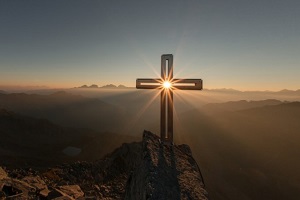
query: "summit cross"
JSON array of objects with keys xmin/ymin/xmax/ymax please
[{"xmin": 136, "ymin": 54, "xmax": 203, "ymax": 144}]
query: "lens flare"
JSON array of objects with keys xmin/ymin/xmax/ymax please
[{"xmin": 163, "ymin": 81, "xmax": 171, "ymax": 89}]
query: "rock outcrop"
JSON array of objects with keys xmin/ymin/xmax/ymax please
[
  {"xmin": 125, "ymin": 131, "xmax": 208, "ymax": 200},
  {"xmin": 0, "ymin": 131, "xmax": 208, "ymax": 199}
]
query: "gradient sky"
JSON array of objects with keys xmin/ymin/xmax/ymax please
[{"xmin": 0, "ymin": 0, "xmax": 299, "ymax": 90}]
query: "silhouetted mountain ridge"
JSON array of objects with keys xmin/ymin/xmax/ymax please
[
  {"xmin": 0, "ymin": 92, "xmax": 124, "ymax": 132},
  {"xmin": 0, "ymin": 108, "xmax": 137, "ymax": 168},
  {"xmin": 206, "ymin": 88, "xmax": 300, "ymax": 93},
  {"xmin": 178, "ymin": 100, "xmax": 300, "ymax": 200},
  {"xmin": 202, "ymin": 99, "xmax": 284, "ymax": 112},
  {"xmin": 77, "ymin": 84, "xmax": 128, "ymax": 89}
]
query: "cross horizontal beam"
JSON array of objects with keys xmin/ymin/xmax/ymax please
[
  {"xmin": 172, "ymin": 79, "xmax": 203, "ymax": 90},
  {"xmin": 136, "ymin": 78, "xmax": 203, "ymax": 90},
  {"xmin": 136, "ymin": 78, "xmax": 160, "ymax": 89},
  {"xmin": 136, "ymin": 54, "xmax": 203, "ymax": 144}
]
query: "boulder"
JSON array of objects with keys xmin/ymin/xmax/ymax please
[
  {"xmin": 22, "ymin": 176, "xmax": 50, "ymax": 197},
  {"xmin": 58, "ymin": 185, "xmax": 84, "ymax": 199},
  {"xmin": 47, "ymin": 188, "xmax": 74, "ymax": 200}
]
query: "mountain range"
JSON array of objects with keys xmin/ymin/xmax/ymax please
[
  {"xmin": 0, "ymin": 90, "xmax": 299, "ymax": 199},
  {"xmin": 178, "ymin": 101, "xmax": 300, "ymax": 200},
  {"xmin": 77, "ymin": 84, "xmax": 129, "ymax": 89},
  {"xmin": 0, "ymin": 91, "xmax": 125, "ymax": 132},
  {"xmin": 0, "ymin": 108, "xmax": 138, "ymax": 168}
]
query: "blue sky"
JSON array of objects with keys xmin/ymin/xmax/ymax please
[{"xmin": 0, "ymin": 0, "xmax": 299, "ymax": 90}]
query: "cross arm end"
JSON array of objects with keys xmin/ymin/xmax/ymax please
[
  {"xmin": 172, "ymin": 79, "xmax": 203, "ymax": 90},
  {"xmin": 136, "ymin": 78, "xmax": 161, "ymax": 89}
]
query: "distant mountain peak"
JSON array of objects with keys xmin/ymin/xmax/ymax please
[
  {"xmin": 117, "ymin": 84, "xmax": 126, "ymax": 88},
  {"xmin": 101, "ymin": 84, "xmax": 117, "ymax": 88},
  {"xmin": 78, "ymin": 84, "xmax": 98, "ymax": 88},
  {"xmin": 77, "ymin": 84, "xmax": 128, "ymax": 89}
]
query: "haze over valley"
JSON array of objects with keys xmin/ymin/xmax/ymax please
[{"xmin": 0, "ymin": 88, "xmax": 299, "ymax": 199}]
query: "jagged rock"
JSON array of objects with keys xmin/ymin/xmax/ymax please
[
  {"xmin": 1, "ymin": 184, "xmax": 23, "ymax": 198},
  {"xmin": 42, "ymin": 168, "xmax": 62, "ymax": 182},
  {"xmin": 58, "ymin": 185, "xmax": 84, "ymax": 199},
  {"xmin": 22, "ymin": 176, "xmax": 50, "ymax": 197},
  {"xmin": 47, "ymin": 188, "xmax": 74, "ymax": 200},
  {"xmin": 0, "ymin": 178, "xmax": 36, "ymax": 199},
  {"xmin": 125, "ymin": 131, "xmax": 209, "ymax": 200},
  {"xmin": 40, "ymin": 188, "xmax": 51, "ymax": 198},
  {"xmin": 22, "ymin": 176, "xmax": 47, "ymax": 191},
  {"xmin": 0, "ymin": 167, "xmax": 7, "ymax": 180},
  {"xmin": 0, "ymin": 131, "xmax": 208, "ymax": 199}
]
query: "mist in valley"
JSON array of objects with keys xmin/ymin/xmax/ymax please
[{"xmin": 0, "ymin": 88, "xmax": 300, "ymax": 199}]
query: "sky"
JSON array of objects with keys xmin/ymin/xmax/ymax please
[{"xmin": 0, "ymin": 0, "xmax": 299, "ymax": 91}]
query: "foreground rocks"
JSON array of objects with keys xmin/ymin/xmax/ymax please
[
  {"xmin": 125, "ymin": 131, "xmax": 208, "ymax": 200},
  {"xmin": 0, "ymin": 131, "xmax": 208, "ymax": 199}
]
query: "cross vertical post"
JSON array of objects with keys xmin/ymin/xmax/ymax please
[
  {"xmin": 136, "ymin": 54, "xmax": 203, "ymax": 144},
  {"xmin": 161, "ymin": 54, "xmax": 173, "ymax": 143}
]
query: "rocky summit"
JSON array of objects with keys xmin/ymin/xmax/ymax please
[
  {"xmin": 0, "ymin": 131, "xmax": 208, "ymax": 199},
  {"xmin": 125, "ymin": 131, "xmax": 208, "ymax": 200}
]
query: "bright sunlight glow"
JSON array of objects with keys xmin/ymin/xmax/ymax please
[{"xmin": 163, "ymin": 81, "xmax": 172, "ymax": 89}]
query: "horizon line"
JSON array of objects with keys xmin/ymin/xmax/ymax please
[{"xmin": 0, "ymin": 84, "xmax": 299, "ymax": 93}]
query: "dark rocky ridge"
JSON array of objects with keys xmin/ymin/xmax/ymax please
[
  {"xmin": 0, "ymin": 131, "xmax": 208, "ymax": 199},
  {"xmin": 125, "ymin": 131, "xmax": 208, "ymax": 200}
]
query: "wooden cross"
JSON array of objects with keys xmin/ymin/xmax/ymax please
[{"xmin": 136, "ymin": 54, "xmax": 202, "ymax": 144}]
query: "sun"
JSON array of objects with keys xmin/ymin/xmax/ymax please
[{"xmin": 163, "ymin": 81, "xmax": 172, "ymax": 89}]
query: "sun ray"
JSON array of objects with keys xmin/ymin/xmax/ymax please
[
  {"xmin": 123, "ymin": 90, "xmax": 161, "ymax": 134},
  {"xmin": 136, "ymin": 54, "xmax": 202, "ymax": 143}
]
